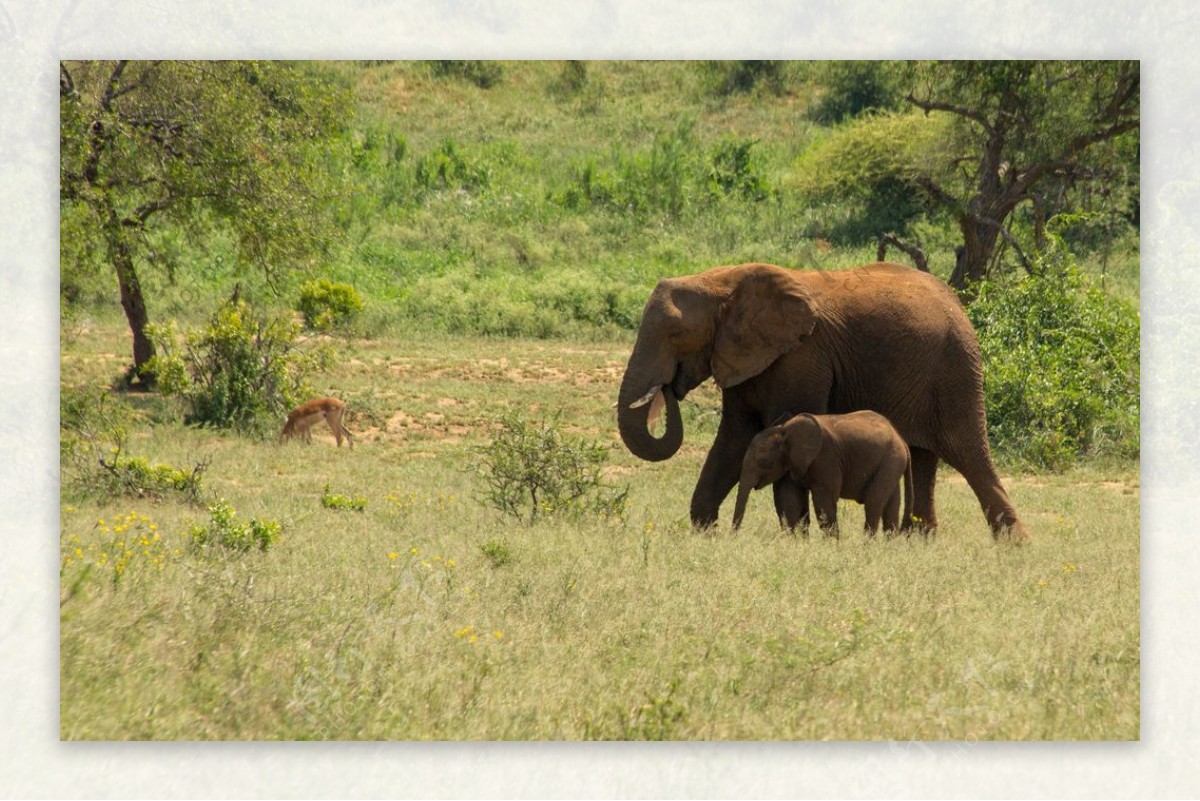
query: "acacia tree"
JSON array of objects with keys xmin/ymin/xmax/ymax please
[
  {"xmin": 60, "ymin": 60, "xmax": 351, "ymax": 386},
  {"xmin": 902, "ymin": 60, "xmax": 1139, "ymax": 292}
]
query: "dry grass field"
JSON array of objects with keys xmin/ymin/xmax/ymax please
[{"xmin": 60, "ymin": 318, "xmax": 1139, "ymax": 740}]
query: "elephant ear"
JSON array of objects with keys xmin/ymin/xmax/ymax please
[
  {"xmin": 710, "ymin": 265, "xmax": 819, "ymax": 389},
  {"xmin": 783, "ymin": 414, "xmax": 824, "ymax": 478}
]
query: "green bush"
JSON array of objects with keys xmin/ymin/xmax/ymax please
[
  {"xmin": 968, "ymin": 236, "xmax": 1140, "ymax": 469},
  {"xmin": 707, "ymin": 137, "xmax": 771, "ymax": 201},
  {"xmin": 296, "ymin": 279, "xmax": 364, "ymax": 331},
  {"xmin": 96, "ymin": 453, "xmax": 209, "ymax": 503},
  {"xmin": 792, "ymin": 111, "xmax": 946, "ymax": 244},
  {"xmin": 480, "ymin": 538, "xmax": 513, "ymax": 568},
  {"xmin": 190, "ymin": 500, "xmax": 280, "ymax": 553},
  {"xmin": 473, "ymin": 413, "xmax": 628, "ymax": 524},
  {"xmin": 321, "ymin": 483, "xmax": 367, "ymax": 512},
  {"xmin": 414, "ymin": 138, "xmax": 492, "ymax": 192},
  {"xmin": 429, "ymin": 60, "xmax": 504, "ymax": 89},
  {"xmin": 549, "ymin": 60, "xmax": 589, "ymax": 97},
  {"xmin": 554, "ymin": 123, "xmax": 774, "ymax": 220},
  {"xmin": 148, "ymin": 299, "xmax": 325, "ymax": 433},
  {"xmin": 807, "ymin": 61, "xmax": 903, "ymax": 124},
  {"xmin": 698, "ymin": 61, "xmax": 790, "ymax": 96},
  {"xmin": 60, "ymin": 385, "xmax": 209, "ymax": 502}
]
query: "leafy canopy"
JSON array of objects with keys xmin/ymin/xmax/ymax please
[{"xmin": 60, "ymin": 60, "xmax": 353, "ymax": 286}]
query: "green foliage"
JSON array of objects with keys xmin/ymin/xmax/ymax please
[
  {"xmin": 553, "ymin": 121, "xmax": 774, "ymax": 220},
  {"xmin": 549, "ymin": 60, "xmax": 590, "ymax": 97},
  {"xmin": 807, "ymin": 61, "xmax": 903, "ymax": 124},
  {"xmin": 968, "ymin": 229, "xmax": 1140, "ymax": 469},
  {"xmin": 583, "ymin": 680, "xmax": 687, "ymax": 740},
  {"xmin": 707, "ymin": 137, "xmax": 771, "ymax": 201},
  {"xmin": 479, "ymin": 538, "xmax": 513, "ymax": 568},
  {"xmin": 473, "ymin": 413, "xmax": 629, "ymax": 524},
  {"xmin": 60, "ymin": 385, "xmax": 208, "ymax": 502},
  {"xmin": 414, "ymin": 138, "xmax": 492, "ymax": 193},
  {"xmin": 430, "ymin": 60, "xmax": 505, "ymax": 89},
  {"xmin": 60, "ymin": 60, "xmax": 352, "ymax": 290},
  {"xmin": 792, "ymin": 111, "xmax": 947, "ymax": 244},
  {"xmin": 148, "ymin": 299, "xmax": 324, "ymax": 433},
  {"xmin": 296, "ymin": 279, "xmax": 364, "ymax": 331},
  {"xmin": 60, "ymin": 385, "xmax": 133, "ymax": 479},
  {"xmin": 96, "ymin": 453, "xmax": 209, "ymax": 503},
  {"xmin": 698, "ymin": 60, "xmax": 791, "ymax": 96},
  {"xmin": 190, "ymin": 500, "xmax": 280, "ymax": 553},
  {"xmin": 321, "ymin": 483, "xmax": 367, "ymax": 512}
]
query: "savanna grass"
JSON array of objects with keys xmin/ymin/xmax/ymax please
[{"xmin": 60, "ymin": 321, "xmax": 1138, "ymax": 740}]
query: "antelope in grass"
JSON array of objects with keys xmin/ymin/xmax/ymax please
[{"xmin": 279, "ymin": 397, "xmax": 356, "ymax": 448}]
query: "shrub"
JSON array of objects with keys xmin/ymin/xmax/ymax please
[
  {"xmin": 429, "ymin": 60, "xmax": 504, "ymax": 89},
  {"xmin": 967, "ymin": 232, "xmax": 1140, "ymax": 469},
  {"xmin": 808, "ymin": 61, "xmax": 903, "ymax": 124},
  {"xmin": 414, "ymin": 138, "xmax": 492, "ymax": 192},
  {"xmin": 707, "ymin": 137, "xmax": 770, "ymax": 201},
  {"xmin": 473, "ymin": 413, "xmax": 628, "ymax": 524},
  {"xmin": 698, "ymin": 61, "xmax": 789, "ymax": 96},
  {"xmin": 60, "ymin": 385, "xmax": 208, "ymax": 502},
  {"xmin": 321, "ymin": 483, "xmax": 367, "ymax": 512},
  {"xmin": 61, "ymin": 511, "xmax": 174, "ymax": 593},
  {"xmin": 96, "ymin": 453, "xmax": 209, "ymax": 503},
  {"xmin": 792, "ymin": 111, "xmax": 946, "ymax": 244},
  {"xmin": 190, "ymin": 500, "xmax": 280, "ymax": 553},
  {"xmin": 549, "ymin": 60, "xmax": 589, "ymax": 97},
  {"xmin": 148, "ymin": 299, "xmax": 326, "ymax": 433},
  {"xmin": 480, "ymin": 538, "xmax": 513, "ymax": 568},
  {"xmin": 296, "ymin": 279, "xmax": 364, "ymax": 332}
]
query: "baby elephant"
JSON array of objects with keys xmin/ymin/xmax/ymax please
[{"xmin": 732, "ymin": 411, "xmax": 912, "ymax": 536}]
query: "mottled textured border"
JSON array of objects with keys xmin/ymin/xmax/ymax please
[{"xmin": 4, "ymin": 0, "xmax": 1193, "ymax": 796}]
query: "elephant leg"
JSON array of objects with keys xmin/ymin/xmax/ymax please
[
  {"xmin": 772, "ymin": 480, "xmax": 809, "ymax": 532},
  {"xmin": 810, "ymin": 486, "xmax": 840, "ymax": 538},
  {"xmin": 861, "ymin": 480, "xmax": 897, "ymax": 537},
  {"xmin": 943, "ymin": 448, "xmax": 1029, "ymax": 542},
  {"xmin": 908, "ymin": 447, "xmax": 939, "ymax": 534},
  {"xmin": 881, "ymin": 487, "xmax": 901, "ymax": 535},
  {"xmin": 691, "ymin": 413, "xmax": 758, "ymax": 528}
]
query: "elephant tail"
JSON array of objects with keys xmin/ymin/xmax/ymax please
[{"xmin": 902, "ymin": 453, "xmax": 914, "ymax": 531}]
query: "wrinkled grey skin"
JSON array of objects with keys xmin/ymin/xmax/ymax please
[
  {"xmin": 615, "ymin": 262, "xmax": 1027, "ymax": 542},
  {"xmin": 732, "ymin": 411, "xmax": 912, "ymax": 536}
]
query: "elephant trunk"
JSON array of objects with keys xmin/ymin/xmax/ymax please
[
  {"xmin": 617, "ymin": 362, "xmax": 684, "ymax": 463},
  {"xmin": 731, "ymin": 481, "xmax": 753, "ymax": 530}
]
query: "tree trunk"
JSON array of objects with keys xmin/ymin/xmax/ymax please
[
  {"xmin": 949, "ymin": 216, "xmax": 1001, "ymax": 299},
  {"xmin": 104, "ymin": 214, "xmax": 156, "ymax": 388}
]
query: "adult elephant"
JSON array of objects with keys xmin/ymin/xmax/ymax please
[{"xmin": 615, "ymin": 261, "xmax": 1027, "ymax": 541}]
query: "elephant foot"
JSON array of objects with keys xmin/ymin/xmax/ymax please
[{"xmin": 993, "ymin": 519, "xmax": 1031, "ymax": 545}]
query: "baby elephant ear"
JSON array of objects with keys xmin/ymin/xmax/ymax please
[
  {"xmin": 783, "ymin": 413, "xmax": 823, "ymax": 474},
  {"xmin": 711, "ymin": 265, "xmax": 819, "ymax": 389}
]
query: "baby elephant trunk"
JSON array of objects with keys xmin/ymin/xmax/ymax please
[{"xmin": 731, "ymin": 481, "xmax": 754, "ymax": 530}]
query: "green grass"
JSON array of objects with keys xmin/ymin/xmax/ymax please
[{"xmin": 60, "ymin": 320, "xmax": 1138, "ymax": 740}]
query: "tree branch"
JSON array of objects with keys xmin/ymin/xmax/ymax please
[
  {"xmin": 876, "ymin": 233, "xmax": 930, "ymax": 273},
  {"xmin": 906, "ymin": 91, "xmax": 994, "ymax": 134},
  {"xmin": 975, "ymin": 215, "xmax": 1034, "ymax": 275}
]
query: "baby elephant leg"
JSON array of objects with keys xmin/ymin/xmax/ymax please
[
  {"xmin": 810, "ymin": 486, "xmax": 840, "ymax": 538},
  {"xmin": 862, "ymin": 479, "xmax": 902, "ymax": 537}
]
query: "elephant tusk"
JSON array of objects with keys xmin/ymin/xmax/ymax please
[{"xmin": 628, "ymin": 386, "xmax": 662, "ymax": 409}]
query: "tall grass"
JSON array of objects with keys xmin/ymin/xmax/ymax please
[{"xmin": 60, "ymin": 321, "xmax": 1139, "ymax": 740}]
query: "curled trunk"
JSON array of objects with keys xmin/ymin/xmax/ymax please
[{"xmin": 616, "ymin": 372, "xmax": 684, "ymax": 463}]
